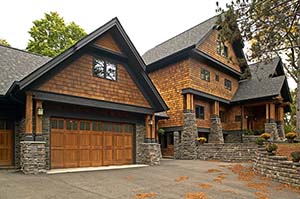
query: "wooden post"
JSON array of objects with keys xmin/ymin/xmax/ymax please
[
  {"xmin": 151, "ymin": 114, "xmax": 156, "ymax": 141},
  {"xmin": 265, "ymin": 104, "xmax": 269, "ymax": 122},
  {"xmin": 145, "ymin": 114, "xmax": 156, "ymax": 143},
  {"xmin": 278, "ymin": 106, "xmax": 284, "ymax": 122},
  {"xmin": 35, "ymin": 100, "xmax": 43, "ymax": 135},
  {"xmin": 186, "ymin": 94, "xmax": 194, "ymax": 111},
  {"xmin": 212, "ymin": 101, "xmax": 219, "ymax": 117},
  {"xmin": 25, "ymin": 92, "xmax": 33, "ymax": 138},
  {"xmin": 270, "ymin": 103, "xmax": 276, "ymax": 122}
]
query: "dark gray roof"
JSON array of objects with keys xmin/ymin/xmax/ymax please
[
  {"xmin": 142, "ymin": 16, "xmax": 218, "ymax": 65},
  {"xmin": 0, "ymin": 45, "xmax": 51, "ymax": 95},
  {"xmin": 249, "ymin": 57, "xmax": 280, "ymax": 80},
  {"xmin": 232, "ymin": 75, "xmax": 285, "ymax": 102}
]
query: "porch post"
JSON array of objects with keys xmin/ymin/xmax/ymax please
[
  {"xmin": 265, "ymin": 103, "xmax": 279, "ymax": 141},
  {"xmin": 35, "ymin": 100, "xmax": 43, "ymax": 141},
  {"xmin": 145, "ymin": 114, "xmax": 156, "ymax": 143},
  {"xmin": 277, "ymin": 106, "xmax": 285, "ymax": 139},
  {"xmin": 25, "ymin": 92, "xmax": 33, "ymax": 141},
  {"xmin": 209, "ymin": 100, "xmax": 224, "ymax": 143}
]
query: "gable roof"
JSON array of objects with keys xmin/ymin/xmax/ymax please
[
  {"xmin": 0, "ymin": 45, "xmax": 50, "ymax": 95},
  {"xmin": 0, "ymin": 18, "xmax": 168, "ymax": 112},
  {"xmin": 142, "ymin": 16, "xmax": 218, "ymax": 65},
  {"xmin": 232, "ymin": 57, "xmax": 291, "ymax": 103}
]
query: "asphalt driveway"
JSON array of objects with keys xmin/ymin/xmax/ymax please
[{"xmin": 0, "ymin": 160, "xmax": 299, "ymax": 199}]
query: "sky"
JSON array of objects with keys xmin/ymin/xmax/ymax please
[{"xmin": 0, "ymin": 0, "xmax": 296, "ymax": 89}]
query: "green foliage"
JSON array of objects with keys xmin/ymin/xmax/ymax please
[
  {"xmin": 216, "ymin": 0, "xmax": 300, "ymax": 80},
  {"xmin": 266, "ymin": 143, "xmax": 278, "ymax": 152},
  {"xmin": 284, "ymin": 90, "xmax": 296, "ymax": 132},
  {"xmin": 291, "ymin": 151, "xmax": 300, "ymax": 162},
  {"xmin": 26, "ymin": 12, "xmax": 86, "ymax": 57},
  {"xmin": 157, "ymin": 128, "xmax": 165, "ymax": 135},
  {"xmin": 255, "ymin": 137, "xmax": 265, "ymax": 145},
  {"xmin": 0, "ymin": 39, "xmax": 10, "ymax": 47}
]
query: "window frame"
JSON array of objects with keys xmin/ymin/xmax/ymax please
[
  {"xmin": 93, "ymin": 57, "xmax": 118, "ymax": 81},
  {"xmin": 201, "ymin": 68, "xmax": 210, "ymax": 82},
  {"xmin": 215, "ymin": 74, "xmax": 219, "ymax": 82},
  {"xmin": 224, "ymin": 79, "xmax": 232, "ymax": 90},
  {"xmin": 217, "ymin": 39, "xmax": 229, "ymax": 58},
  {"xmin": 220, "ymin": 111, "xmax": 226, "ymax": 123},
  {"xmin": 195, "ymin": 105, "xmax": 205, "ymax": 120}
]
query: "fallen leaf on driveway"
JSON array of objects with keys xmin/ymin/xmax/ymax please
[
  {"xmin": 175, "ymin": 176, "xmax": 189, "ymax": 182},
  {"xmin": 255, "ymin": 192, "xmax": 270, "ymax": 199},
  {"xmin": 135, "ymin": 193, "xmax": 157, "ymax": 198},
  {"xmin": 247, "ymin": 182, "xmax": 270, "ymax": 193},
  {"xmin": 186, "ymin": 192, "xmax": 208, "ymax": 199},
  {"xmin": 207, "ymin": 169, "xmax": 221, "ymax": 173},
  {"xmin": 198, "ymin": 183, "xmax": 212, "ymax": 189},
  {"xmin": 213, "ymin": 174, "xmax": 226, "ymax": 183}
]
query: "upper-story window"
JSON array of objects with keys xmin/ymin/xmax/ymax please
[
  {"xmin": 201, "ymin": 68, "xmax": 210, "ymax": 82},
  {"xmin": 215, "ymin": 74, "xmax": 219, "ymax": 82},
  {"xmin": 217, "ymin": 39, "xmax": 228, "ymax": 58},
  {"xmin": 195, "ymin": 105, "xmax": 205, "ymax": 120},
  {"xmin": 93, "ymin": 57, "xmax": 117, "ymax": 81},
  {"xmin": 224, "ymin": 79, "xmax": 232, "ymax": 90},
  {"xmin": 220, "ymin": 111, "xmax": 226, "ymax": 123}
]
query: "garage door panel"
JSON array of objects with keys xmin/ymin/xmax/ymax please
[{"xmin": 51, "ymin": 118, "xmax": 133, "ymax": 168}]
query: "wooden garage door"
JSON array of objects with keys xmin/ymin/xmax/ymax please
[
  {"xmin": 51, "ymin": 118, "xmax": 134, "ymax": 169},
  {"xmin": 0, "ymin": 120, "xmax": 13, "ymax": 166}
]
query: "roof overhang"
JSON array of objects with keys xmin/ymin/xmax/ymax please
[{"xmin": 182, "ymin": 88, "xmax": 230, "ymax": 104}]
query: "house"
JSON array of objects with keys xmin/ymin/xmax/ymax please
[
  {"xmin": 0, "ymin": 18, "xmax": 168, "ymax": 173},
  {"xmin": 142, "ymin": 16, "xmax": 292, "ymax": 157}
]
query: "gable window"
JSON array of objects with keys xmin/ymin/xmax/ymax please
[
  {"xmin": 220, "ymin": 111, "xmax": 226, "ymax": 123},
  {"xmin": 217, "ymin": 39, "xmax": 228, "ymax": 58},
  {"xmin": 224, "ymin": 79, "xmax": 232, "ymax": 90},
  {"xmin": 93, "ymin": 57, "xmax": 117, "ymax": 81},
  {"xmin": 201, "ymin": 69, "xmax": 210, "ymax": 82},
  {"xmin": 215, "ymin": 74, "xmax": 219, "ymax": 82},
  {"xmin": 195, "ymin": 105, "xmax": 205, "ymax": 119},
  {"xmin": 235, "ymin": 115, "xmax": 241, "ymax": 122}
]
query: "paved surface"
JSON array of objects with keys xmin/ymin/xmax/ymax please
[{"xmin": 0, "ymin": 160, "xmax": 299, "ymax": 199}]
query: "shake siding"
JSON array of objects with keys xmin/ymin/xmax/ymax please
[
  {"xmin": 38, "ymin": 54, "xmax": 151, "ymax": 108},
  {"xmin": 197, "ymin": 30, "xmax": 241, "ymax": 73}
]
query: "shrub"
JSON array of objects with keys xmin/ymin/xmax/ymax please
[
  {"xmin": 291, "ymin": 151, "xmax": 300, "ymax": 162},
  {"xmin": 266, "ymin": 143, "xmax": 278, "ymax": 152},
  {"xmin": 260, "ymin": 133, "xmax": 271, "ymax": 140},
  {"xmin": 157, "ymin": 128, "xmax": 165, "ymax": 135},
  {"xmin": 286, "ymin": 132, "xmax": 297, "ymax": 140},
  {"xmin": 196, "ymin": 137, "xmax": 207, "ymax": 144},
  {"xmin": 255, "ymin": 137, "xmax": 265, "ymax": 145}
]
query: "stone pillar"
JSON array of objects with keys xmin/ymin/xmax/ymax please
[
  {"xmin": 181, "ymin": 110, "xmax": 197, "ymax": 159},
  {"xmin": 265, "ymin": 122, "xmax": 279, "ymax": 141},
  {"xmin": 209, "ymin": 116, "xmax": 224, "ymax": 143},
  {"xmin": 277, "ymin": 122, "xmax": 285, "ymax": 139},
  {"xmin": 20, "ymin": 141, "xmax": 46, "ymax": 174},
  {"xmin": 139, "ymin": 143, "xmax": 161, "ymax": 166},
  {"xmin": 173, "ymin": 131, "xmax": 181, "ymax": 159}
]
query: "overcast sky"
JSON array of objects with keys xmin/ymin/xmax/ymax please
[{"xmin": 0, "ymin": 0, "xmax": 296, "ymax": 89}]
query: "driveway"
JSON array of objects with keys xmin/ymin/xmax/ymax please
[{"xmin": 0, "ymin": 160, "xmax": 299, "ymax": 199}]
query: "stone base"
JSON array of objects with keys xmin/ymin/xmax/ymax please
[
  {"xmin": 277, "ymin": 122, "xmax": 285, "ymax": 139},
  {"xmin": 181, "ymin": 111, "xmax": 197, "ymax": 160},
  {"xmin": 265, "ymin": 122, "xmax": 279, "ymax": 141},
  {"xmin": 138, "ymin": 143, "xmax": 161, "ymax": 166},
  {"xmin": 20, "ymin": 141, "xmax": 46, "ymax": 174},
  {"xmin": 209, "ymin": 116, "xmax": 224, "ymax": 143},
  {"xmin": 173, "ymin": 131, "xmax": 181, "ymax": 159}
]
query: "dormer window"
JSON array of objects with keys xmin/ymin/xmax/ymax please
[
  {"xmin": 93, "ymin": 57, "xmax": 117, "ymax": 81},
  {"xmin": 217, "ymin": 39, "xmax": 228, "ymax": 58}
]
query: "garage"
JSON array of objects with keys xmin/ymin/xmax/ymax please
[{"xmin": 50, "ymin": 118, "xmax": 134, "ymax": 169}]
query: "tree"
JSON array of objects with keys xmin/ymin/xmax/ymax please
[
  {"xmin": 216, "ymin": 0, "xmax": 300, "ymax": 136},
  {"xmin": 0, "ymin": 39, "xmax": 10, "ymax": 47},
  {"xmin": 284, "ymin": 90, "xmax": 296, "ymax": 133},
  {"xmin": 26, "ymin": 12, "xmax": 86, "ymax": 57}
]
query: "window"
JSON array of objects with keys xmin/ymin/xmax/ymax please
[
  {"xmin": 217, "ymin": 39, "xmax": 228, "ymax": 58},
  {"xmin": 0, "ymin": 120, "xmax": 12, "ymax": 130},
  {"xmin": 220, "ymin": 111, "xmax": 226, "ymax": 123},
  {"xmin": 224, "ymin": 79, "xmax": 232, "ymax": 90},
  {"xmin": 51, "ymin": 119, "xmax": 64, "ymax": 129},
  {"xmin": 215, "ymin": 74, "xmax": 219, "ymax": 81},
  {"xmin": 195, "ymin": 105, "xmax": 205, "ymax": 119},
  {"xmin": 235, "ymin": 115, "xmax": 242, "ymax": 122},
  {"xmin": 201, "ymin": 69, "xmax": 210, "ymax": 82},
  {"xmin": 66, "ymin": 120, "xmax": 78, "ymax": 130},
  {"xmin": 93, "ymin": 57, "xmax": 117, "ymax": 81}
]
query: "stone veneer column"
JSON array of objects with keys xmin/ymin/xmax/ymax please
[
  {"xmin": 209, "ymin": 116, "xmax": 224, "ymax": 143},
  {"xmin": 265, "ymin": 122, "xmax": 279, "ymax": 141},
  {"xmin": 173, "ymin": 131, "xmax": 181, "ymax": 159},
  {"xmin": 277, "ymin": 121, "xmax": 285, "ymax": 139},
  {"xmin": 20, "ymin": 141, "xmax": 46, "ymax": 174},
  {"xmin": 181, "ymin": 110, "xmax": 197, "ymax": 160}
]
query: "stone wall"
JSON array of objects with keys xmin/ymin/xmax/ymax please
[
  {"xmin": 209, "ymin": 117, "xmax": 224, "ymax": 143},
  {"xmin": 42, "ymin": 117, "xmax": 51, "ymax": 169},
  {"xmin": 138, "ymin": 143, "xmax": 161, "ymax": 166},
  {"xmin": 14, "ymin": 119, "xmax": 26, "ymax": 168},
  {"xmin": 265, "ymin": 122, "xmax": 279, "ymax": 141},
  {"xmin": 253, "ymin": 147, "xmax": 300, "ymax": 187},
  {"xmin": 136, "ymin": 124, "xmax": 146, "ymax": 163},
  {"xmin": 20, "ymin": 141, "xmax": 46, "ymax": 174},
  {"xmin": 181, "ymin": 111, "xmax": 197, "ymax": 160},
  {"xmin": 242, "ymin": 135, "xmax": 260, "ymax": 143},
  {"xmin": 197, "ymin": 143, "xmax": 258, "ymax": 162}
]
